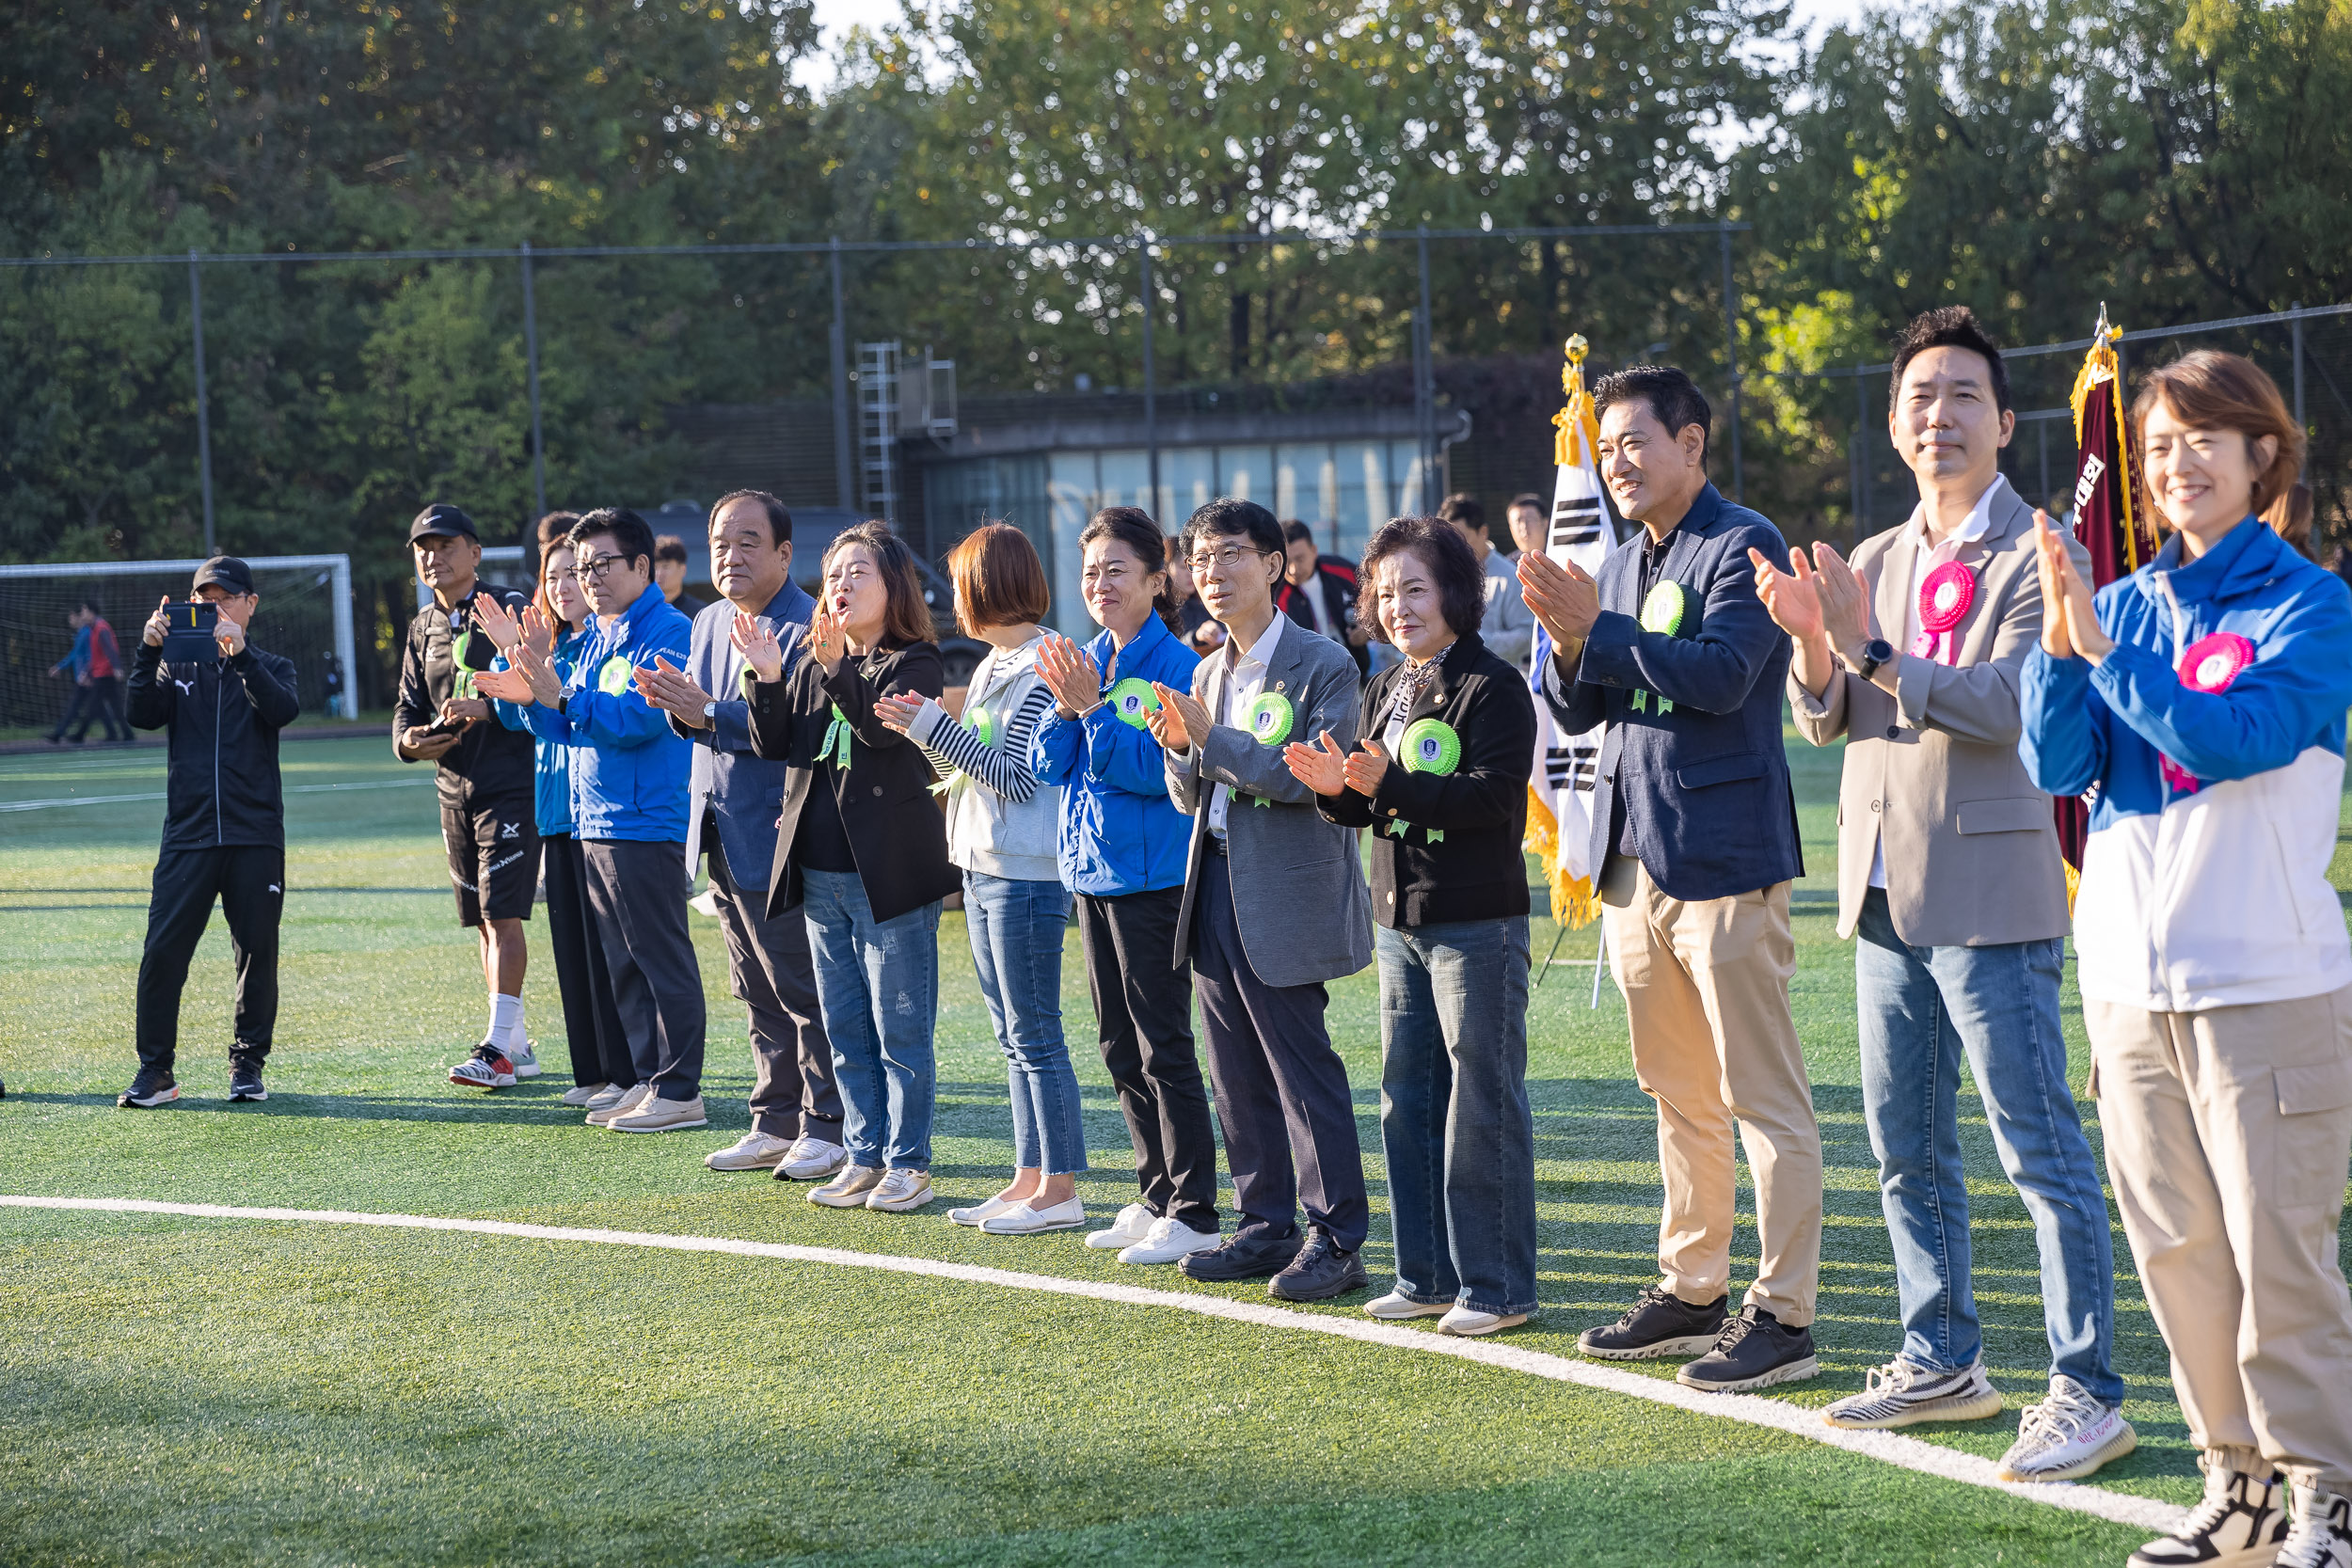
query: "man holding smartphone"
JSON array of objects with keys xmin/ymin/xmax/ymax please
[
  {"xmin": 117, "ymin": 557, "xmax": 300, "ymax": 1108},
  {"xmin": 394, "ymin": 503, "xmax": 542, "ymax": 1089}
]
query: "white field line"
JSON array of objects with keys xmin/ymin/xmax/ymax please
[
  {"xmin": 0, "ymin": 778, "xmax": 428, "ymax": 813},
  {"xmin": 0, "ymin": 1194, "xmax": 2184, "ymax": 1536}
]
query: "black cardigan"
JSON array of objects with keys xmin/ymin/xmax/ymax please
[
  {"xmin": 1317, "ymin": 630, "xmax": 1537, "ymax": 929},
  {"xmin": 746, "ymin": 640, "xmax": 961, "ymax": 924}
]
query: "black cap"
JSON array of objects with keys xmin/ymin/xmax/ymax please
[
  {"xmin": 408, "ymin": 503, "xmax": 478, "ymax": 544},
  {"xmin": 191, "ymin": 556, "xmax": 256, "ymax": 596}
]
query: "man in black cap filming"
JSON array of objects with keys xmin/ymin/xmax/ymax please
[
  {"xmin": 118, "ymin": 557, "xmax": 301, "ymax": 1107},
  {"xmin": 395, "ymin": 502, "xmax": 542, "ymax": 1089}
]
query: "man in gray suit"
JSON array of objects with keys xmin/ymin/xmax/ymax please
[
  {"xmin": 1753, "ymin": 307, "xmax": 2131, "ymax": 1483},
  {"xmin": 1148, "ymin": 498, "xmax": 1375, "ymax": 1303}
]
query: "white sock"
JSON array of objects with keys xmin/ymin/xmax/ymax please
[{"xmin": 489, "ymin": 993, "xmax": 524, "ymax": 1051}]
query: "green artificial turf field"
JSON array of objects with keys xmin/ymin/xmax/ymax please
[{"xmin": 3, "ymin": 731, "xmax": 2347, "ymax": 1566}]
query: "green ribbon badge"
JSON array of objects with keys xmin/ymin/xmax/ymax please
[
  {"xmin": 1247, "ymin": 690, "xmax": 1295, "ymax": 746},
  {"xmin": 1386, "ymin": 717, "xmax": 1462, "ymax": 842},
  {"xmin": 1106, "ymin": 676, "xmax": 1161, "ymax": 730},
  {"xmin": 596, "ymin": 655, "xmax": 634, "ymax": 697},
  {"xmin": 452, "ymin": 628, "xmax": 480, "ymax": 701},
  {"xmin": 1633, "ymin": 580, "xmax": 1687, "ymax": 714},
  {"xmin": 932, "ymin": 700, "xmax": 999, "ymax": 798},
  {"xmin": 818, "ymin": 702, "xmax": 854, "ymax": 769}
]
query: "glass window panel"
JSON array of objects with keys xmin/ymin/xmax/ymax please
[
  {"xmin": 1157, "ymin": 448, "xmax": 1216, "ymax": 527},
  {"xmin": 1334, "ymin": 441, "xmax": 1380, "ymax": 562},
  {"xmin": 1389, "ymin": 440, "xmax": 1429, "ymax": 517},
  {"xmin": 1216, "ymin": 446, "xmax": 1270, "ymax": 507},
  {"xmin": 1095, "ymin": 450, "xmax": 1151, "ymax": 515},
  {"xmin": 1276, "ymin": 443, "xmax": 1337, "ymax": 546},
  {"xmin": 1047, "ymin": 451, "xmax": 1100, "ymax": 636}
]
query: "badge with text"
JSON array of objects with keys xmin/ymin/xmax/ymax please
[{"xmin": 2158, "ymin": 632, "xmax": 2258, "ymax": 796}]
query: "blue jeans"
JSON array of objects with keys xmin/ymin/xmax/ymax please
[
  {"xmin": 1376, "ymin": 916, "xmax": 1538, "ymax": 1317},
  {"xmin": 1855, "ymin": 888, "xmax": 2119, "ymax": 1402},
  {"xmin": 963, "ymin": 871, "xmax": 1088, "ymax": 1176},
  {"xmin": 801, "ymin": 868, "xmax": 942, "ymax": 1171}
]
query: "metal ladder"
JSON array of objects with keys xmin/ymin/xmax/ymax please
[{"xmin": 857, "ymin": 340, "xmax": 900, "ymax": 525}]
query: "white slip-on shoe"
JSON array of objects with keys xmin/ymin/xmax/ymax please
[
  {"xmin": 809, "ymin": 1164, "xmax": 885, "ymax": 1208},
  {"xmin": 864, "ymin": 1168, "xmax": 935, "ymax": 1212},
  {"xmin": 562, "ymin": 1082, "xmax": 611, "ymax": 1108},
  {"xmin": 1998, "ymin": 1374, "xmax": 2137, "ymax": 1481},
  {"xmin": 979, "ymin": 1197, "xmax": 1087, "ymax": 1235},
  {"xmin": 706, "ymin": 1131, "xmax": 793, "ymax": 1171},
  {"xmin": 1117, "ymin": 1216, "xmax": 1222, "ymax": 1265},
  {"xmin": 776, "ymin": 1136, "xmax": 850, "ymax": 1181},
  {"xmin": 1438, "ymin": 1305, "xmax": 1529, "ymax": 1338},
  {"xmin": 608, "ymin": 1092, "xmax": 708, "ymax": 1133},
  {"xmin": 585, "ymin": 1084, "xmax": 650, "ymax": 1127},
  {"xmin": 1363, "ymin": 1291, "xmax": 1451, "ymax": 1321},
  {"xmin": 947, "ymin": 1196, "xmax": 1023, "ymax": 1227},
  {"xmin": 1085, "ymin": 1202, "xmax": 1155, "ymax": 1251}
]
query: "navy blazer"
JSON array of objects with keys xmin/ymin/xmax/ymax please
[
  {"xmin": 1539, "ymin": 483, "xmax": 1804, "ymax": 902},
  {"xmin": 671, "ymin": 576, "xmax": 818, "ymax": 895}
]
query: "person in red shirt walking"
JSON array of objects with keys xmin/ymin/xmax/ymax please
[{"xmin": 47, "ymin": 600, "xmax": 130, "ymax": 744}]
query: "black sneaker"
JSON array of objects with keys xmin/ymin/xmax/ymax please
[
  {"xmin": 1576, "ymin": 1286, "xmax": 1727, "ymax": 1361},
  {"xmin": 1178, "ymin": 1231, "xmax": 1303, "ymax": 1283},
  {"xmin": 228, "ymin": 1057, "xmax": 267, "ymax": 1102},
  {"xmin": 1677, "ymin": 1305, "xmax": 1821, "ymax": 1392},
  {"xmin": 117, "ymin": 1069, "xmax": 179, "ymax": 1109},
  {"xmin": 1266, "ymin": 1232, "xmax": 1371, "ymax": 1303}
]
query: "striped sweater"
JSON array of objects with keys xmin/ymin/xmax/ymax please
[{"xmin": 909, "ymin": 636, "xmax": 1062, "ymax": 883}]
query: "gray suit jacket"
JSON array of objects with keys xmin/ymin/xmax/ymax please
[
  {"xmin": 1166, "ymin": 616, "xmax": 1374, "ymax": 987},
  {"xmin": 1788, "ymin": 481, "xmax": 2088, "ymax": 947}
]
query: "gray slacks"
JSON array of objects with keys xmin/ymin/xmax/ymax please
[{"xmin": 707, "ymin": 831, "xmax": 842, "ymax": 1141}]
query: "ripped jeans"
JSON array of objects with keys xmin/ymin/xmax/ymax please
[{"xmin": 801, "ymin": 867, "xmax": 943, "ymax": 1171}]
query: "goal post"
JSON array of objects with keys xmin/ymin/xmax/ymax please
[{"xmin": 0, "ymin": 553, "xmax": 360, "ymax": 728}]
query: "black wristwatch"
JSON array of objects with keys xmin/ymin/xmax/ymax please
[{"xmin": 1851, "ymin": 638, "xmax": 1895, "ymax": 680}]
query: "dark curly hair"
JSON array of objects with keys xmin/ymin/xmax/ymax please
[{"xmin": 1358, "ymin": 515, "xmax": 1487, "ymax": 647}]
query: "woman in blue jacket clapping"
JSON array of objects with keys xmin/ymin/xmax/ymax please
[{"xmin": 1030, "ymin": 506, "xmax": 1215, "ymax": 1265}]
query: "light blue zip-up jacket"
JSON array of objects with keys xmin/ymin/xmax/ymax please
[
  {"xmin": 1030, "ymin": 612, "xmax": 1200, "ymax": 896},
  {"xmin": 521, "ymin": 582, "xmax": 694, "ymax": 843},
  {"xmin": 2022, "ymin": 517, "xmax": 2352, "ymax": 1009}
]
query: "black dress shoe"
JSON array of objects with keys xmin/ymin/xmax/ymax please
[
  {"xmin": 1676, "ymin": 1305, "xmax": 1820, "ymax": 1393},
  {"xmin": 1266, "ymin": 1232, "xmax": 1370, "ymax": 1302},
  {"xmin": 1576, "ymin": 1286, "xmax": 1727, "ymax": 1360},
  {"xmin": 1179, "ymin": 1231, "xmax": 1303, "ymax": 1282}
]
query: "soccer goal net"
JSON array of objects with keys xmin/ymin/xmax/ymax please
[{"xmin": 0, "ymin": 554, "xmax": 358, "ymax": 738}]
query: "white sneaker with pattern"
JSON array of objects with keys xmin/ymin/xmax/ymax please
[
  {"xmin": 1823, "ymin": 1357, "xmax": 2005, "ymax": 1432},
  {"xmin": 1996, "ymin": 1373, "xmax": 2137, "ymax": 1481},
  {"xmin": 2281, "ymin": 1483, "xmax": 2352, "ymax": 1568}
]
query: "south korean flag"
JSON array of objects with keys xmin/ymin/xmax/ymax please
[{"xmin": 1532, "ymin": 415, "xmax": 1617, "ymax": 894}]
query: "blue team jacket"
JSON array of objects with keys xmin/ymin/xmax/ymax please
[
  {"xmin": 1030, "ymin": 611, "xmax": 1201, "ymax": 896},
  {"xmin": 521, "ymin": 582, "xmax": 694, "ymax": 843},
  {"xmin": 492, "ymin": 624, "xmax": 591, "ymax": 836}
]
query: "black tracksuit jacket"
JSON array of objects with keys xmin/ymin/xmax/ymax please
[{"xmin": 125, "ymin": 637, "xmax": 302, "ymax": 851}]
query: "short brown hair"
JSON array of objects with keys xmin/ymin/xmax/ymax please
[
  {"xmin": 2131, "ymin": 350, "xmax": 2306, "ymax": 532},
  {"xmin": 823, "ymin": 520, "xmax": 936, "ymax": 648},
  {"xmin": 1360, "ymin": 515, "xmax": 1486, "ymax": 645},
  {"xmin": 948, "ymin": 522, "xmax": 1050, "ymax": 633}
]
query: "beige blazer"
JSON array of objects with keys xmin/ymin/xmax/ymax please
[{"xmin": 1788, "ymin": 483, "xmax": 2090, "ymax": 947}]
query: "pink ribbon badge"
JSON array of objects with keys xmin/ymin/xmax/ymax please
[
  {"xmin": 1909, "ymin": 561, "xmax": 1976, "ymax": 665},
  {"xmin": 2157, "ymin": 631, "xmax": 2258, "ymax": 796}
]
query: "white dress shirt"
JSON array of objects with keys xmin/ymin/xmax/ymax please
[
  {"xmin": 1208, "ymin": 611, "xmax": 1288, "ymax": 838},
  {"xmin": 1867, "ymin": 472, "xmax": 2007, "ymax": 889}
]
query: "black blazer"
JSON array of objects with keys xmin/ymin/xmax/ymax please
[
  {"xmin": 1319, "ymin": 630, "xmax": 1537, "ymax": 928},
  {"xmin": 1276, "ymin": 560, "xmax": 1370, "ymax": 675},
  {"xmin": 746, "ymin": 640, "xmax": 960, "ymax": 924}
]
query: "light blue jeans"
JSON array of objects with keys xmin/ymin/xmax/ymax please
[
  {"xmin": 963, "ymin": 870, "xmax": 1088, "ymax": 1176},
  {"xmin": 1377, "ymin": 916, "xmax": 1538, "ymax": 1317},
  {"xmin": 801, "ymin": 867, "xmax": 942, "ymax": 1171},
  {"xmin": 1855, "ymin": 888, "xmax": 2120, "ymax": 1402}
]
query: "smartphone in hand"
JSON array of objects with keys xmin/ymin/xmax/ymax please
[{"xmin": 159, "ymin": 601, "xmax": 221, "ymax": 664}]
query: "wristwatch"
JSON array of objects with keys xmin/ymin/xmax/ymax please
[
  {"xmin": 1850, "ymin": 638, "xmax": 1895, "ymax": 680},
  {"xmin": 701, "ymin": 700, "xmax": 719, "ymax": 724}
]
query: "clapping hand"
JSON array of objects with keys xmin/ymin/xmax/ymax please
[
  {"xmin": 634, "ymin": 655, "xmax": 718, "ymax": 727},
  {"xmin": 873, "ymin": 692, "xmax": 925, "ymax": 736},
  {"xmin": 804, "ymin": 601, "xmax": 848, "ymax": 674},
  {"xmin": 508, "ymin": 636, "xmax": 564, "ymax": 706},
  {"xmin": 1518, "ymin": 549, "xmax": 1601, "ymax": 646},
  {"xmin": 2033, "ymin": 511, "xmax": 2109, "ymax": 661},
  {"xmin": 1342, "ymin": 735, "xmax": 1391, "ymax": 797},
  {"xmin": 470, "ymin": 665, "xmax": 535, "ymax": 705},
  {"xmin": 729, "ymin": 610, "xmax": 787, "ymax": 684},
  {"xmin": 1147, "ymin": 682, "xmax": 1212, "ymax": 753},
  {"xmin": 517, "ymin": 604, "xmax": 556, "ymax": 661},
  {"xmin": 1282, "ymin": 730, "xmax": 1351, "ymax": 797},
  {"xmin": 1748, "ymin": 546, "xmax": 1824, "ymax": 642},
  {"xmin": 1808, "ymin": 541, "xmax": 1872, "ymax": 655},
  {"xmin": 472, "ymin": 594, "xmax": 522, "ymax": 652},
  {"xmin": 1035, "ymin": 635, "xmax": 1103, "ymax": 718}
]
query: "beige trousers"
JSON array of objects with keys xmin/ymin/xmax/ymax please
[
  {"xmin": 2087, "ymin": 989, "xmax": 2352, "ymax": 1492},
  {"xmin": 1603, "ymin": 863, "xmax": 1822, "ymax": 1325}
]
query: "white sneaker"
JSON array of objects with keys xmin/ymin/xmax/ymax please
[
  {"xmin": 706, "ymin": 1131, "xmax": 794, "ymax": 1171},
  {"xmin": 2129, "ymin": 1456, "xmax": 2288, "ymax": 1567},
  {"xmin": 865, "ymin": 1167, "xmax": 935, "ymax": 1212},
  {"xmin": 561, "ymin": 1082, "xmax": 610, "ymax": 1108},
  {"xmin": 1997, "ymin": 1374, "xmax": 2137, "ymax": 1481},
  {"xmin": 776, "ymin": 1136, "xmax": 850, "ymax": 1181},
  {"xmin": 2281, "ymin": 1483, "xmax": 2352, "ymax": 1568},
  {"xmin": 583, "ymin": 1082, "xmax": 632, "ymax": 1111},
  {"xmin": 979, "ymin": 1197, "xmax": 1087, "ymax": 1235},
  {"xmin": 1085, "ymin": 1202, "xmax": 1155, "ymax": 1251},
  {"xmin": 608, "ymin": 1092, "xmax": 708, "ymax": 1133},
  {"xmin": 509, "ymin": 1040, "xmax": 542, "ymax": 1079},
  {"xmin": 584, "ymin": 1084, "xmax": 650, "ymax": 1127},
  {"xmin": 1116, "ymin": 1215, "xmax": 1221, "ymax": 1265},
  {"xmin": 809, "ymin": 1164, "xmax": 885, "ymax": 1208},
  {"xmin": 1364, "ymin": 1292, "xmax": 1450, "ymax": 1321},
  {"xmin": 1438, "ymin": 1305, "xmax": 1529, "ymax": 1337},
  {"xmin": 947, "ymin": 1196, "xmax": 1023, "ymax": 1227},
  {"xmin": 1823, "ymin": 1357, "xmax": 2005, "ymax": 1432}
]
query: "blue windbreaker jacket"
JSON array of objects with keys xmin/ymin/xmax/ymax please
[
  {"xmin": 521, "ymin": 582, "xmax": 694, "ymax": 843},
  {"xmin": 1030, "ymin": 612, "xmax": 1201, "ymax": 896}
]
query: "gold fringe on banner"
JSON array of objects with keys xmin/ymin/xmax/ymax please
[
  {"xmin": 1552, "ymin": 335, "xmax": 1600, "ymax": 469},
  {"xmin": 1522, "ymin": 784, "xmax": 1593, "ymax": 927}
]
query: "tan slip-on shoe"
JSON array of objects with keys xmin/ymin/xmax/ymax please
[{"xmin": 608, "ymin": 1092, "xmax": 707, "ymax": 1133}]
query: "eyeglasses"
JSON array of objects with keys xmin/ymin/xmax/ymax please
[
  {"xmin": 1185, "ymin": 544, "xmax": 1275, "ymax": 575},
  {"xmin": 578, "ymin": 554, "xmax": 632, "ymax": 578}
]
